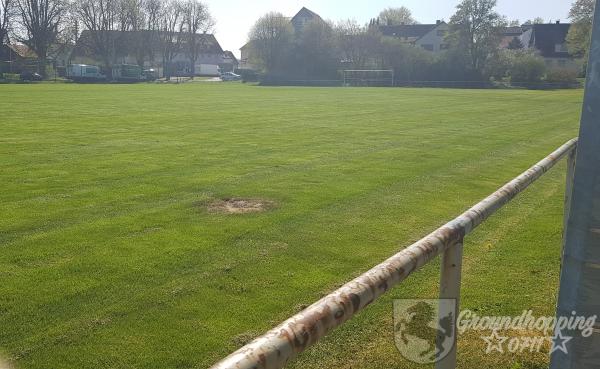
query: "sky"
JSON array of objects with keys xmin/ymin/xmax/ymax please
[{"xmin": 206, "ymin": 0, "xmax": 573, "ymax": 58}]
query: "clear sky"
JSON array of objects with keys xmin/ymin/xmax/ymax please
[{"xmin": 207, "ymin": 0, "xmax": 573, "ymax": 57}]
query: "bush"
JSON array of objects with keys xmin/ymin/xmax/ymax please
[
  {"xmin": 236, "ymin": 69, "xmax": 259, "ymax": 83},
  {"xmin": 484, "ymin": 50, "xmax": 514, "ymax": 81},
  {"xmin": 0, "ymin": 73, "xmax": 20, "ymax": 81},
  {"xmin": 546, "ymin": 68, "xmax": 579, "ymax": 84},
  {"xmin": 509, "ymin": 53, "xmax": 546, "ymax": 83},
  {"xmin": 380, "ymin": 37, "xmax": 435, "ymax": 82}
]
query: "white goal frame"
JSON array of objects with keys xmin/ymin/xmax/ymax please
[{"xmin": 342, "ymin": 69, "xmax": 395, "ymax": 87}]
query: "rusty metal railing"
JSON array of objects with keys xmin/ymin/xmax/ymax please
[{"xmin": 211, "ymin": 138, "xmax": 579, "ymax": 369}]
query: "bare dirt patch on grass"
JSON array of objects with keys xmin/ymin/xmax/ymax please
[
  {"xmin": 208, "ymin": 198, "xmax": 275, "ymax": 214},
  {"xmin": 0, "ymin": 357, "xmax": 14, "ymax": 369}
]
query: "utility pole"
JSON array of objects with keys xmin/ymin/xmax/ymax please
[{"xmin": 550, "ymin": 1, "xmax": 600, "ymax": 368}]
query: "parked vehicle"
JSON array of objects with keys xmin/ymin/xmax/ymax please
[
  {"xmin": 197, "ymin": 64, "xmax": 220, "ymax": 76},
  {"xmin": 220, "ymin": 72, "xmax": 242, "ymax": 81},
  {"xmin": 112, "ymin": 64, "xmax": 145, "ymax": 82},
  {"xmin": 236, "ymin": 69, "xmax": 259, "ymax": 83},
  {"xmin": 20, "ymin": 72, "xmax": 43, "ymax": 81},
  {"xmin": 66, "ymin": 64, "xmax": 105, "ymax": 82}
]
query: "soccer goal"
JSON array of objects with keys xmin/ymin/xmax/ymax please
[{"xmin": 342, "ymin": 69, "xmax": 395, "ymax": 87}]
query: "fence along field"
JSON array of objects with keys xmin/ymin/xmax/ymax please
[
  {"xmin": 0, "ymin": 83, "xmax": 582, "ymax": 369},
  {"xmin": 211, "ymin": 138, "xmax": 578, "ymax": 369}
]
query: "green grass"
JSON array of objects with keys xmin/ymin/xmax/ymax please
[{"xmin": 0, "ymin": 84, "xmax": 582, "ymax": 369}]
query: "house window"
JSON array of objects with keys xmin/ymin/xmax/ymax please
[
  {"xmin": 421, "ymin": 44, "xmax": 434, "ymax": 51},
  {"xmin": 555, "ymin": 43, "xmax": 568, "ymax": 53}
]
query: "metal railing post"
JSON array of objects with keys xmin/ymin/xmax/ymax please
[
  {"xmin": 435, "ymin": 238, "xmax": 464, "ymax": 369},
  {"xmin": 551, "ymin": 1, "xmax": 600, "ymax": 365}
]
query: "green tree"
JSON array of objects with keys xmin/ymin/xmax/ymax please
[
  {"xmin": 380, "ymin": 37, "xmax": 433, "ymax": 81},
  {"xmin": 570, "ymin": 0, "xmax": 595, "ymax": 22},
  {"xmin": 292, "ymin": 19, "xmax": 338, "ymax": 79},
  {"xmin": 546, "ymin": 68, "xmax": 579, "ymax": 84},
  {"xmin": 509, "ymin": 51, "xmax": 546, "ymax": 83},
  {"xmin": 523, "ymin": 17, "xmax": 546, "ymax": 25},
  {"xmin": 566, "ymin": 0, "xmax": 595, "ymax": 59},
  {"xmin": 378, "ymin": 6, "xmax": 417, "ymax": 26},
  {"xmin": 247, "ymin": 12, "xmax": 294, "ymax": 74},
  {"xmin": 484, "ymin": 48, "xmax": 513, "ymax": 80},
  {"xmin": 448, "ymin": 0, "xmax": 505, "ymax": 78}
]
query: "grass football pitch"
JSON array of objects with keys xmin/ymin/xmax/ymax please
[{"xmin": 0, "ymin": 83, "xmax": 582, "ymax": 369}]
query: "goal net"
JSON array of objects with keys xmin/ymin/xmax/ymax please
[{"xmin": 343, "ymin": 70, "xmax": 395, "ymax": 87}]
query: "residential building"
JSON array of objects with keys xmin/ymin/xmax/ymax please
[
  {"xmin": 520, "ymin": 22, "xmax": 578, "ymax": 71},
  {"xmin": 71, "ymin": 30, "xmax": 233, "ymax": 77},
  {"xmin": 290, "ymin": 7, "xmax": 323, "ymax": 33},
  {"xmin": 220, "ymin": 51, "xmax": 239, "ymax": 73},
  {"xmin": 48, "ymin": 42, "xmax": 75, "ymax": 70},
  {"xmin": 239, "ymin": 7, "xmax": 324, "ymax": 71},
  {"xmin": 0, "ymin": 44, "xmax": 38, "ymax": 74},
  {"xmin": 499, "ymin": 26, "xmax": 526, "ymax": 49},
  {"xmin": 378, "ymin": 21, "xmax": 450, "ymax": 52},
  {"xmin": 239, "ymin": 42, "xmax": 255, "ymax": 71}
]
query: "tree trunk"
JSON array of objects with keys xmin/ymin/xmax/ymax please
[
  {"xmin": 137, "ymin": 50, "xmax": 145, "ymax": 68},
  {"xmin": 37, "ymin": 50, "xmax": 48, "ymax": 78},
  {"xmin": 104, "ymin": 56, "xmax": 112, "ymax": 81},
  {"xmin": 163, "ymin": 55, "xmax": 169, "ymax": 80},
  {"xmin": 164, "ymin": 56, "xmax": 171, "ymax": 81}
]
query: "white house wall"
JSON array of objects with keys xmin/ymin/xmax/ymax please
[{"xmin": 415, "ymin": 24, "xmax": 449, "ymax": 53}]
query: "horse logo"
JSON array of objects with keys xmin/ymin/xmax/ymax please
[{"xmin": 393, "ymin": 299, "xmax": 456, "ymax": 364}]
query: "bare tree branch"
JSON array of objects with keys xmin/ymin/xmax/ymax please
[
  {"xmin": 76, "ymin": 0, "xmax": 118, "ymax": 72},
  {"xmin": 182, "ymin": 0, "xmax": 213, "ymax": 77},
  {"xmin": 1, "ymin": 0, "xmax": 15, "ymax": 44},
  {"xmin": 17, "ymin": 0, "xmax": 64, "ymax": 75},
  {"xmin": 159, "ymin": 0, "xmax": 183, "ymax": 80}
]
